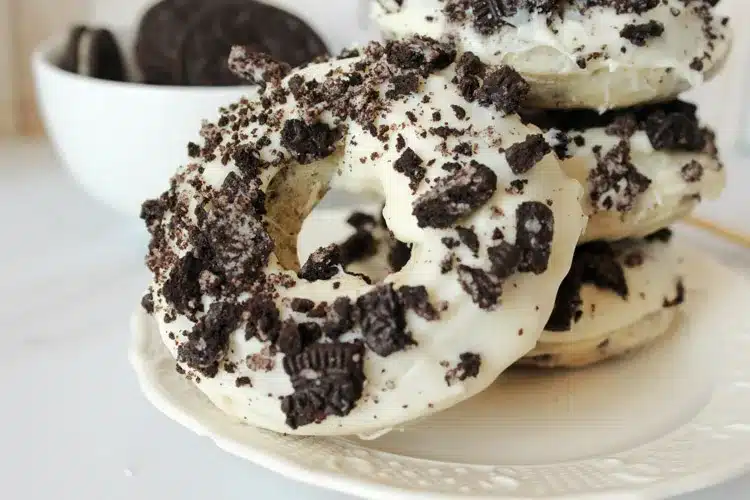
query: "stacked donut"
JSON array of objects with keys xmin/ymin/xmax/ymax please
[
  {"xmin": 373, "ymin": 0, "xmax": 731, "ymax": 367},
  {"xmin": 140, "ymin": 38, "xmax": 588, "ymax": 435}
]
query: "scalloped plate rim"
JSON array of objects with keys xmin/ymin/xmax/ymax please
[{"xmin": 129, "ymin": 250, "xmax": 750, "ymax": 500}]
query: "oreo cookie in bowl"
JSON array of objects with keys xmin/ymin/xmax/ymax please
[{"xmin": 33, "ymin": 0, "xmax": 330, "ymax": 218}]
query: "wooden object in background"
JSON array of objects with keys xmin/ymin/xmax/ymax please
[
  {"xmin": 12, "ymin": 0, "xmax": 88, "ymax": 136},
  {"xmin": 0, "ymin": 0, "xmax": 15, "ymax": 134}
]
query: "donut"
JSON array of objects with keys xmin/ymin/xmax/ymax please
[
  {"xmin": 372, "ymin": 0, "xmax": 732, "ymax": 110},
  {"xmin": 520, "ymin": 100, "xmax": 725, "ymax": 242},
  {"xmin": 139, "ymin": 37, "xmax": 586, "ymax": 435},
  {"xmin": 59, "ymin": 25, "xmax": 126, "ymax": 81},
  {"xmin": 523, "ymin": 229, "xmax": 685, "ymax": 368},
  {"xmin": 311, "ymin": 209, "xmax": 683, "ymax": 369}
]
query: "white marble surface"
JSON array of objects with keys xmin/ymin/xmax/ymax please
[{"xmin": 1, "ymin": 139, "xmax": 749, "ymax": 500}]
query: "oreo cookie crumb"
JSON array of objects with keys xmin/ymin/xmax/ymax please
[
  {"xmin": 605, "ymin": 114, "xmax": 638, "ymax": 138},
  {"xmin": 141, "ymin": 291, "xmax": 155, "ymax": 314},
  {"xmin": 589, "ymin": 141, "xmax": 652, "ymax": 212},
  {"xmin": 385, "ymin": 73, "xmax": 421, "ymax": 99},
  {"xmin": 246, "ymin": 294, "xmax": 282, "ymax": 342},
  {"xmin": 413, "ymin": 160, "xmax": 497, "ymax": 228},
  {"xmin": 505, "ymin": 134, "xmax": 551, "ymax": 175},
  {"xmin": 394, "ymin": 148, "xmax": 426, "ymax": 192},
  {"xmin": 291, "ymin": 298, "xmax": 315, "ymax": 313},
  {"xmin": 389, "ymin": 241, "xmax": 412, "ymax": 272},
  {"xmin": 663, "ymin": 279, "xmax": 686, "ymax": 308},
  {"xmin": 162, "ymin": 252, "xmax": 205, "ymax": 319},
  {"xmin": 398, "ymin": 285, "xmax": 439, "ymax": 320},
  {"xmin": 445, "ymin": 352, "xmax": 481, "ymax": 386},
  {"xmin": 620, "ymin": 20, "xmax": 665, "ymax": 46},
  {"xmin": 246, "ymin": 345, "xmax": 277, "ymax": 372},
  {"xmin": 277, "ymin": 319, "xmax": 304, "ymax": 356},
  {"xmin": 187, "ymin": 142, "xmax": 200, "ymax": 158},
  {"xmin": 506, "ymin": 179, "xmax": 528, "ymax": 195},
  {"xmin": 487, "ymin": 241, "xmax": 521, "ymax": 278},
  {"xmin": 681, "ymin": 160, "xmax": 704, "ymax": 183},
  {"xmin": 457, "ymin": 265, "xmax": 502, "ymax": 310},
  {"xmin": 545, "ymin": 267, "xmax": 584, "ymax": 332},
  {"xmin": 357, "ymin": 285, "xmax": 415, "ymax": 356},
  {"xmin": 280, "ymin": 119, "xmax": 339, "ymax": 164},
  {"xmin": 451, "ymin": 104, "xmax": 467, "ymax": 120},
  {"xmin": 281, "ymin": 343, "xmax": 365, "ymax": 429},
  {"xmin": 323, "ymin": 297, "xmax": 355, "ymax": 339},
  {"xmin": 299, "ymin": 244, "xmax": 342, "ymax": 282},
  {"xmin": 177, "ymin": 302, "xmax": 240, "ymax": 377},
  {"xmin": 456, "ymin": 226, "xmax": 480, "ymax": 255},
  {"xmin": 579, "ymin": 242, "xmax": 628, "ymax": 299},
  {"xmin": 235, "ymin": 376, "xmax": 252, "ymax": 387},
  {"xmin": 384, "ymin": 36, "xmax": 456, "ymax": 76},
  {"xmin": 228, "ymin": 46, "xmax": 291, "ymax": 86},
  {"xmin": 475, "ymin": 66, "xmax": 530, "ymax": 115},
  {"xmin": 453, "ymin": 142, "xmax": 474, "ymax": 156},
  {"xmin": 645, "ymin": 108, "xmax": 706, "ymax": 152},
  {"xmin": 442, "ymin": 237, "xmax": 461, "ymax": 249},
  {"xmin": 515, "ymin": 202, "xmax": 555, "ymax": 274}
]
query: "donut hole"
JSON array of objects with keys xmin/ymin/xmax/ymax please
[
  {"xmin": 298, "ymin": 192, "xmax": 412, "ymax": 284},
  {"xmin": 263, "ymin": 158, "xmax": 341, "ymax": 272}
]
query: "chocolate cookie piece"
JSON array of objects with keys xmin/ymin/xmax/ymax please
[
  {"xmin": 136, "ymin": 0, "xmax": 199, "ymax": 85},
  {"xmin": 177, "ymin": 1, "xmax": 329, "ymax": 86},
  {"xmin": 59, "ymin": 25, "xmax": 126, "ymax": 81}
]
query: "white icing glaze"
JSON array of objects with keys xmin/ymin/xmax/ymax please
[
  {"xmin": 308, "ymin": 207, "xmax": 684, "ymax": 369},
  {"xmin": 146, "ymin": 47, "xmax": 587, "ymax": 436},
  {"xmin": 372, "ymin": 0, "xmax": 732, "ymax": 110},
  {"xmin": 541, "ymin": 237, "xmax": 685, "ymax": 345},
  {"xmin": 548, "ymin": 127, "xmax": 725, "ymax": 242},
  {"xmin": 518, "ymin": 308, "xmax": 678, "ymax": 368}
]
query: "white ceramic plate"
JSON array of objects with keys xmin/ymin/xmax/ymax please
[{"xmin": 130, "ymin": 240, "xmax": 750, "ymax": 500}]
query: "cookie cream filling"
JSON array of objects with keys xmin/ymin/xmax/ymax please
[
  {"xmin": 373, "ymin": 0, "xmax": 731, "ymax": 109},
  {"xmin": 141, "ymin": 38, "xmax": 586, "ymax": 436},
  {"xmin": 76, "ymin": 29, "xmax": 95, "ymax": 77}
]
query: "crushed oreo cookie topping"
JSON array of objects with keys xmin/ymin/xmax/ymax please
[
  {"xmin": 299, "ymin": 244, "xmax": 342, "ymax": 282},
  {"xmin": 412, "ymin": 161, "xmax": 497, "ymax": 228},
  {"xmin": 505, "ymin": 134, "xmax": 551, "ymax": 175},
  {"xmin": 620, "ymin": 20, "xmax": 665, "ymax": 46},
  {"xmin": 457, "ymin": 265, "xmax": 503, "ymax": 310},
  {"xmin": 394, "ymin": 147, "xmax": 426, "ymax": 192},
  {"xmin": 589, "ymin": 141, "xmax": 652, "ymax": 212},
  {"xmin": 281, "ymin": 343, "xmax": 365, "ymax": 429},
  {"xmin": 445, "ymin": 352, "xmax": 482, "ymax": 385},
  {"xmin": 515, "ymin": 201, "xmax": 554, "ymax": 274},
  {"xmin": 357, "ymin": 285, "xmax": 415, "ymax": 356}
]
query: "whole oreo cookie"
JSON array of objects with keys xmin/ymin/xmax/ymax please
[
  {"xmin": 59, "ymin": 25, "xmax": 126, "ymax": 81},
  {"xmin": 136, "ymin": 0, "xmax": 328, "ymax": 86},
  {"xmin": 177, "ymin": 1, "xmax": 329, "ymax": 86},
  {"xmin": 135, "ymin": 0, "xmax": 200, "ymax": 85}
]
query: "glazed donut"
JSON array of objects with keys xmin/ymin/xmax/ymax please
[
  {"xmin": 520, "ymin": 100, "xmax": 725, "ymax": 242},
  {"xmin": 140, "ymin": 37, "xmax": 587, "ymax": 435},
  {"xmin": 372, "ymin": 0, "xmax": 731, "ymax": 110},
  {"xmin": 320, "ymin": 212, "xmax": 684, "ymax": 369},
  {"xmin": 522, "ymin": 229, "xmax": 686, "ymax": 368}
]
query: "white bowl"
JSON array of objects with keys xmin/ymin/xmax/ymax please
[{"xmin": 32, "ymin": 31, "xmax": 260, "ymax": 218}]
